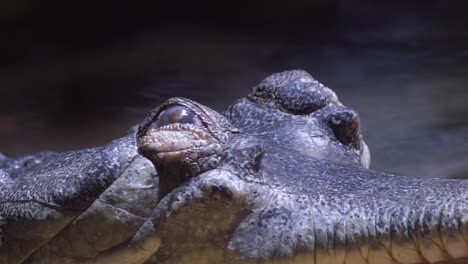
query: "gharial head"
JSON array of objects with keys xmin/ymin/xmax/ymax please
[
  {"xmin": 133, "ymin": 70, "xmax": 467, "ymax": 264},
  {"xmin": 225, "ymin": 69, "xmax": 371, "ymax": 168},
  {"xmin": 136, "ymin": 75, "xmax": 371, "ymax": 203}
]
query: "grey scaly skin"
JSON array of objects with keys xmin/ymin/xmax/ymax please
[
  {"xmin": 0, "ymin": 70, "xmax": 466, "ymax": 264},
  {"xmin": 136, "ymin": 70, "xmax": 467, "ymax": 264},
  {"xmin": 0, "ymin": 133, "xmax": 159, "ymax": 264}
]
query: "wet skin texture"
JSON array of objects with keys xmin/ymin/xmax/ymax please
[
  {"xmin": 0, "ymin": 134, "xmax": 160, "ymax": 264},
  {"xmin": 1, "ymin": 70, "xmax": 467, "ymax": 264},
  {"xmin": 135, "ymin": 70, "xmax": 467, "ymax": 264}
]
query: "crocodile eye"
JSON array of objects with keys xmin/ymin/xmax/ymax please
[{"xmin": 154, "ymin": 104, "xmax": 204, "ymax": 128}]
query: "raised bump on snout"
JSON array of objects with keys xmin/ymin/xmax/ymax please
[{"xmin": 247, "ymin": 70, "xmax": 342, "ymax": 115}]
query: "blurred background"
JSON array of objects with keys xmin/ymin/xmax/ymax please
[{"xmin": 0, "ymin": 1, "xmax": 467, "ymax": 179}]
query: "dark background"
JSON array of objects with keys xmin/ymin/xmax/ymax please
[{"xmin": 1, "ymin": 1, "xmax": 467, "ymax": 178}]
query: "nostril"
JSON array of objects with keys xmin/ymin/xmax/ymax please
[
  {"xmin": 327, "ymin": 112, "xmax": 357, "ymax": 128},
  {"xmin": 320, "ymin": 107, "xmax": 362, "ymax": 150},
  {"xmin": 331, "ymin": 115, "xmax": 342, "ymax": 125}
]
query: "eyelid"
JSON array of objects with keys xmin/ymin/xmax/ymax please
[{"xmin": 153, "ymin": 104, "xmax": 205, "ymax": 129}]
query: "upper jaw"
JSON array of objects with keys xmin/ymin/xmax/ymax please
[{"xmin": 150, "ymin": 160, "xmax": 468, "ymax": 264}]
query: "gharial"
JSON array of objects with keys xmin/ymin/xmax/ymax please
[{"xmin": 0, "ymin": 70, "xmax": 466, "ymax": 264}]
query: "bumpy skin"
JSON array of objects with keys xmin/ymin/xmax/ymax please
[
  {"xmin": 0, "ymin": 134, "xmax": 159, "ymax": 264},
  {"xmin": 135, "ymin": 70, "xmax": 467, "ymax": 264},
  {"xmin": 138, "ymin": 97, "xmax": 238, "ymax": 201},
  {"xmin": 1, "ymin": 70, "xmax": 467, "ymax": 264}
]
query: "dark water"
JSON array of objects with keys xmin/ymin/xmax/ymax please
[{"xmin": 1, "ymin": 2, "xmax": 467, "ymax": 179}]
